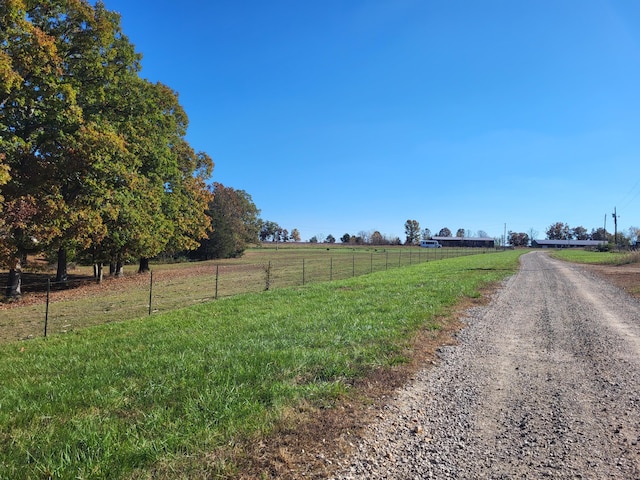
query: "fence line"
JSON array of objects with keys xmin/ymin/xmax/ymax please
[{"xmin": 0, "ymin": 247, "xmax": 498, "ymax": 342}]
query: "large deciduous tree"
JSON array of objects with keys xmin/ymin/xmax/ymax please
[
  {"xmin": 1, "ymin": 0, "xmax": 87, "ymax": 293},
  {"xmin": 438, "ymin": 227, "xmax": 452, "ymax": 237},
  {"xmin": 404, "ymin": 219, "xmax": 420, "ymax": 245},
  {"xmin": 1, "ymin": 0, "xmax": 214, "ymax": 295},
  {"xmin": 590, "ymin": 227, "xmax": 609, "ymax": 241},
  {"xmin": 370, "ymin": 231, "xmax": 384, "ymax": 245},
  {"xmin": 546, "ymin": 222, "xmax": 571, "ymax": 240},
  {"xmin": 194, "ymin": 183, "xmax": 260, "ymax": 259},
  {"xmin": 508, "ymin": 231, "xmax": 529, "ymax": 247},
  {"xmin": 571, "ymin": 225, "xmax": 589, "ymax": 240},
  {"xmin": 259, "ymin": 221, "xmax": 281, "ymax": 242}
]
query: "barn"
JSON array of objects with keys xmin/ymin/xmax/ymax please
[
  {"xmin": 531, "ymin": 239, "xmax": 606, "ymax": 249},
  {"xmin": 431, "ymin": 236, "xmax": 495, "ymax": 248}
]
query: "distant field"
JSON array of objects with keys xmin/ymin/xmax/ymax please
[
  {"xmin": 0, "ymin": 249, "xmax": 522, "ymax": 479},
  {"xmin": 550, "ymin": 249, "xmax": 639, "ymax": 265},
  {"xmin": 0, "ymin": 244, "xmax": 493, "ymax": 342}
]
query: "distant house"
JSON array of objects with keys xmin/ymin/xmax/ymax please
[
  {"xmin": 531, "ymin": 239, "xmax": 606, "ymax": 249},
  {"xmin": 431, "ymin": 236, "xmax": 495, "ymax": 248}
]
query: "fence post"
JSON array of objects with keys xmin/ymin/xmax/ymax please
[
  {"xmin": 370, "ymin": 253, "xmax": 373, "ymax": 273},
  {"xmin": 44, "ymin": 278, "xmax": 50, "ymax": 338},
  {"xmin": 385, "ymin": 251, "xmax": 388, "ymax": 270},
  {"xmin": 330, "ymin": 257, "xmax": 333, "ymax": 281},
  {"xmin": 302, "ymin": 259, "xmax": 305, "ymax": 285},
  {"xmin": 215, "ymin": 264, "xmax": 219, "ymax": 299},
  {"xmin": 148, "ymin": 271, "xmax": 153, "ymax": 315},
  {"xmin": 265, "ymin": 261, "xmax": 271, "ymax": 291},
  {"xmin": 352, "ymin": 255, "xmax": 355, "ymax": 277}
]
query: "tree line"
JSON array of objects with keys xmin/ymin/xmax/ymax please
[
  {"xmin": 0, "ymin": 1, "xmax": 289, "ymax": 298},
  {"xmin": 402, "ymin": 220, "xmax": 489, "ymax": 246},
  {"xmin": 301, "ymin": 221, "xmax": 491, "ymax": 246},
  {"xmin": 543, "ymin": 222, "xmax": 639, "ymax": 247},
  {"xmin": 505, "ymin": 222, "xmax": 639, "ymax": 248},
  {"xmin": 1, "ymin": 1, "xmax": 217, "ymax": 296}
]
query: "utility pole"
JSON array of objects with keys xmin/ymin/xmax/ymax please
[
  {"xmin": 612, "ymin": 207, "xmax": 619, "ymax": 249},
  {"xmin": 503, "ymin": 223, "xmax": 507, "ymax": 250}
]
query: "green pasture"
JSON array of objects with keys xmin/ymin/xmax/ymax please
[
  {"xmin": 550, "ymin": 249, "xmax": 640, "ymax": 265},
  {"xmin": 0, "ymin": 250, "xmax": 523, "ymax": 478},
  {"xmin": 0, "ymin": 245, "xmax": 488, "ymax": 343}
]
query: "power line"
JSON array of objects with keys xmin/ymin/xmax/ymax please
[{"xmin": 619, "ymin": 179, "xmax": 640, "ymax": 210}]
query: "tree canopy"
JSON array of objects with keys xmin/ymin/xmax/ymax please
[
  {"xmin": 1, "ymin": 0, "xmax": 213, "ymax": 293},
  {"xmin": 404, "ymin": 219, "xmax": 420, "ymax": 245},
  {"xmin": 194, "ymin": 183, "xmax": 260, "ymax": 259},
  {"xmin": 508, "ymin": 231, "xmax": 530, "ymax": 247}
]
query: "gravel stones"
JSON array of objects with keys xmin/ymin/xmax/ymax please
[{"xmin": 329, "ymin": 252, "xmax": 640, "ymax": 479}]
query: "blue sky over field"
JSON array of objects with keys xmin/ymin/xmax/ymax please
[{"xmin": 101, "ymin": 0, "xmax": 640, "ymax": 241}]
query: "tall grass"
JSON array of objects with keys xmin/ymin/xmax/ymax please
[{"xmin": 0, "ymin": 250, "xmax": 522, "ymax": 478}]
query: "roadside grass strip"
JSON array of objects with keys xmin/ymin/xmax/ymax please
[
  {"xmin": 0, "ymin": 250, "xmax": 522, "ymax": 478},
  {"xmin": 551, "ymin": 249, "xmax": 640, "ymax": 265}
]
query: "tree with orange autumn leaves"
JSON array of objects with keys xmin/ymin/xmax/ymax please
[{"xmin": 0, "ymin": 0, "xmax": 213, "ymax": 296}]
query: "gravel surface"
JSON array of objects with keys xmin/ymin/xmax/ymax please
[{"xmin": 329, "ymin": 251, "xmax": 640, "ymax": 479}]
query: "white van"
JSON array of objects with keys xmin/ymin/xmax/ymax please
[{"xmin": 420, "ymin": 240, "xmax": 441, "ymax": 248}]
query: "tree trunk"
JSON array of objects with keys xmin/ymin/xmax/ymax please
[
  {"xmin": 114, "ymin": 258, "xmax": 124, "ymax": 277},
  {"xmin": 94, "ymin": 263, "xmax": 103, "ymax": 283},
  {"xmin": 5, "ymin": 257, "xmax": 22, "ymax": 298},
  {"xmin": 56, "ymin": 247, "xmax": 68, "ymax": 284},
  {"xmin": 138, "ymin": 257, "xmax": 150, "ymax": 273}
]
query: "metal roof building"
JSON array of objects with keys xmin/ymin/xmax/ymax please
[
  {"xmin": 531, "ymin": 239, "xmax": 606, "ymax": 248},
  {"xmin": 431, "ymin": 236, "xmax": 495, "ymax": 248}
]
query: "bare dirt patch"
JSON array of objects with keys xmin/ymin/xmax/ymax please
[{"xmin": 582, "ymin": 262, "xmax": 640, "ymax": 299}]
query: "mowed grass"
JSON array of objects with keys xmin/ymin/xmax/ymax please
[
  {"xmin": 551, "ymin": 249, "xmax": 640, "ymax": 265},
  {"xmin": 0, "ymin": 250, "xmax": 523, "ymax": 479}
]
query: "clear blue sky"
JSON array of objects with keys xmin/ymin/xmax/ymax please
[{"xmin": 100, "ymin": 0, "xmax": 640, "ymax": 242}]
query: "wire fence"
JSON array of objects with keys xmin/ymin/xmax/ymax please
[{"xmin": 0, "ymin": 247, "xmax": 499, "ymax": 342}]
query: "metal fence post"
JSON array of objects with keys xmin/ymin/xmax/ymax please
[
  {"xmin": 148, "ymin": 271, "xmax": 153, "ymax": 315},
  {"xmin": 215, "ymin": 264, "xmax": 219, "ymax": 299},
  {"xmin": 44, "ymin": 278, "xmax": 50, "ymax": 338}
]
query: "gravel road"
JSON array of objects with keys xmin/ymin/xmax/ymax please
[{"xmin": 330, "ymin": 251, "xmax": 640, "ymax": 479}]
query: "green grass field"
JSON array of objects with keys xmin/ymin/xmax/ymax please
[
  {"xmin": 0, "ymin": 249, "xmax": 523, "ymax": 478},
  {"xmin": 0, "ymin": 245, "xmax": 489, "ymax": 343},
  {"xmin": 550, "ymin": 249, "xmax": 640, "ymax": 265}
]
